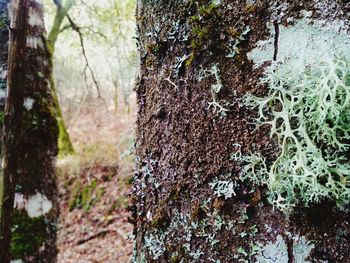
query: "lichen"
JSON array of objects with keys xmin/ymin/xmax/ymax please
[
  {"xmin": 254, "ymin": 235, "xmax": 289, "ymax": 263},
  {"xmin": 144, "ymin": 232, "xmax": 166, "ymax": 260},
  {"xmin": 23, "ymin": 97, "xmax": 35, "ymax": 111},
  {"xmin": 243, "ymin": 17, "xmax": 350, "ymax": 213},
  {"xmin": 226, "ymin": 26, "xmax": 250, "ymax": 59},
  {"xmin": 198, "ymin": 64, "xmax": 229, "ymax": 116},
  {"xmin": 209, "ymin": 176, "xmax": 237, "ymax": 199}
]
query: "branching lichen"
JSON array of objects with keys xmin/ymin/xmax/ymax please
[
  {"xmin": 243, "ymin": 55, "xmax": 350, "ymax": 213},
  {"xmin": 144, "ymin": 232, "xmax": 166, "ymax": 260},
  {"xmin": 209, "ymin": 178, "xmax": 237, "ymax": 199},
  {"xmin": 198, "ymin": 64, "xmax": 229, "ymax": 116}
]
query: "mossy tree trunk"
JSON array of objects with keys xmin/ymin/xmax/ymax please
[
  {"xmin": 131, "ymin": 1, "xmax": 350, "ymax": 262},
  {"xmin": 0, "ymin": 0, "xmax": 58, "ymax": 262},
  {"xmin": 47, "ymin": 0, "xmax": 75, "ymax": 156}
]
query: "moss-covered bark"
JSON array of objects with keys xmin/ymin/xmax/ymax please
[
  {"xmin": 0, "ymin": 0, "xmax": 59, "ymax": 262},
  {"xmin": 47, "ymin": 0, "xmax": 75, "ymax": 156},
  {"xmin": 131, "ymin": 1, "xmax": 350, "ymax": 262}
]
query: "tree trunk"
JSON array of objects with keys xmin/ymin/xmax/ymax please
[
  {"xmin": 0, "ymin": 0, "xmax": 59, "ymax": 262},
  {"xmin": 0, "ymin": 0, "xmax": 9, "ymax": 260},
  {"xmin": 0, "ymin": 0, "xmax": 8, "ymax": 113},
  {"xmin": 131, "ymin": 1, "xmax": 350, "ymax": 262},
  {"xmin": 47, "ymin": 0, "xmax": 75, "ymax": 157}
]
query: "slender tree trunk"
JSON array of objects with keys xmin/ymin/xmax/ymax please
[
  {"xmin": 0, "ymin": 0, "xmax": 8, "ymax": 113},
  {"xmin": 47, "ymin": 0, "xmax": 76, "ymax": 156},
  {"xmin": 131, "ymin": 1, "xmax": 350, "ymax": 262},
  {"xmin": 0, "ymin": 0, "xmax": 10, "ymax": 260},
  {"xmin": 0, "ymin": 0, "xmax": 58, "ymax": 262}
]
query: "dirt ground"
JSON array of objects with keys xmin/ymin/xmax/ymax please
[{"xmin": 56, "ymin": 95, "xmax": 135, "ymax": 263}]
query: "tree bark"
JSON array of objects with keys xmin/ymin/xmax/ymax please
[
  {"xmin": 0, "ymin": 0, "xmax": 10, "ymax": 260},
  {"xmin": 0, "ymin": 0, "xmax": 59, "ymax": 262},
  {"xmin": 0, "ymin": 0, "xmax": 8, "ymax": 112},
  {"xmin": 47, "ymin": 0, "xmax": 75, "ymax": 156},
  {"xmin": 131, "ymin": 1, "xmax": 350, "ymax": 262}
]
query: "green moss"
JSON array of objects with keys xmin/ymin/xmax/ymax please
[
  {"xmin": 69, "ymin": 179, "xmax": 105, "ymax": 211},
  {"xmin": 244, "ymin": 4, "xmax": 257, "ymax": 13},
  {"xmin": 0, "ymin": 111, "xmax": 4, "ymax": 128},
  {"xmin": 110, "ymin": 196, "xmax": 127, "ymax": 211},
  {"xmin": 10, "ymin": 209, "xmax": 48, "ymax": 260},
  {"xmin": 58, "ymin": 115, "xmax": 74, "ymax": 157},
  {"xmin": 0, "ymin": 14, "xmax": 8, "ymax": 29},
  {"xmin": 186, "ymin": 1, "xmax": 219, "ymax": 66}
]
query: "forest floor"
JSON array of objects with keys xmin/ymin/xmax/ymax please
[{"xmin": 56, "ymin": 96, "xmax": 136, "ymax": 263}]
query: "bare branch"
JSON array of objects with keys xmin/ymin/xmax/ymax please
[
  {"xmin": 80, "ymin": 26, "xmax": 108, "ymax": 39},
  {"xmin": 66, "ymin": 14, "xmax": 102, "ymax": 98},
  {"xmin": 59, "ymin": 23, "xmax": 72, "ymax": 33}
]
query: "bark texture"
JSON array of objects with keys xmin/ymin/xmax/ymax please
[
  {"xmin": 131, "ymin": 1, "xmax": 350, "ymax": 262},
  {"xmin": 0, "ymin": 0, "xmax": 8, "ymax": 110},
  {"xmin": 0, "ymin": 0, "xmax": 9, "ymax": 259},
  {"xmin": 0, "ymin": 0, "xmax": 58, "ymax": 262}
]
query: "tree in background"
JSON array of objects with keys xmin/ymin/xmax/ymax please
[
  {"xmin": 0, "ymin": 0, "xmax": 58, "ymax": 261},
  {"xmin": 94, "ymin": 0, "xmax": 137, "ymax": 113},
  {"xmin": 43, "ymin": 0, "xmax": 137, "ymax": 154},
  {"xmin": 47, "ymin": 0, "xmax": 76, "ymax": 156},
  {"xmin": 131, "ymin": 1, "xmax": 350, "ymax": 262},
  {"xmin": 46, "ymin": 0, "xmax": 137, "ymax": 121}
]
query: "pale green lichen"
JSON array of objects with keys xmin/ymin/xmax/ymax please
[
  {"xmin": 243, "ymin": 55, "xmax": 350, "ymax": 212},
  {"xmin": 144, "ymin": 232, "xmax": 165, "ymax": 260},
  {"xmin": 254, "ymin": 235, "xmax": 288, "ymax": 263},
  {"xmin": 198, "ymin": 64, "xmax": 229, "ymax": 116},
  {"xmin": 242, "ymin": 16, "xmax": 350, "ymax": 213},
  {"xmin": 209, "ymin": 178, "xmax": 237, "ymax": 199},
  {"xmin": 254, "ymin": 235, "xmax": 314, "ymax": 263},
  {"xmin": 226, "ymin": 26, "xmax": 250, "ymax": 59}
]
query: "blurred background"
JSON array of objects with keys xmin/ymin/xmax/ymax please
[{"xmin": 44, "ymin": 0, "xmax": 137, "ymax": 261}]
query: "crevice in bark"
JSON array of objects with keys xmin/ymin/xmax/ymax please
[
  {"xmin": 273, "ymin": 21, "xmax": 279, "ymax": 61},
  {"xmin": 286, "ymin": 235, "xmax": 294, "ymax": 263}
]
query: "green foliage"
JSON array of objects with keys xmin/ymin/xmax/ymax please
[
  {"xmin": 10, "ymin": 210, "xmax": 48, "ymax": 260},
  {"xmin": 0, "ymin": 10, "xmax": 8, "ymax": 29},
  {"xmin": 69, "ymin": 179, "xmax": 105, "ymax": 211},
  {"xmin": 243, "ymin": 55, "xmax": 350, "ymax": 213}
]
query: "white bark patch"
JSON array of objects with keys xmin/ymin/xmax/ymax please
[
  {"xmin": 0, "ymin": 68, "xmax": 7, "ymax": 79},
  {"xmin": 26, "ymin": 36, "xmax": 44, "ymax": 50},
  {"xmin": 248, "ymin": 17, "xmax": 350, "ymax": 72},
  {"xmin": 0, "ymin": 89, "xmax": 6, "ymax": 101},
  {"xmin": 26, "ymin": 193, "xmax": 53, "ymax": 218},
  {"xmin": 23, "ymin": 97, "xmax": 35, "ymax": 111},
  {"xmin": 14, "ymin": 193, "xmax": 26, "ymax": 210},
  {"xmin": 11, "ymin": 260, "xmax": 24, "ymax": 263},
  {"xmin": 14, "ymin": 192, "xmax": 53, "ymax": 218},
  {"xmin": 28, "ymin": 7, "xmax": 44, "ymax": 27},
  {"xmin": 1, "ymin": 158, "xmax": 5, "ymax": 169}
]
